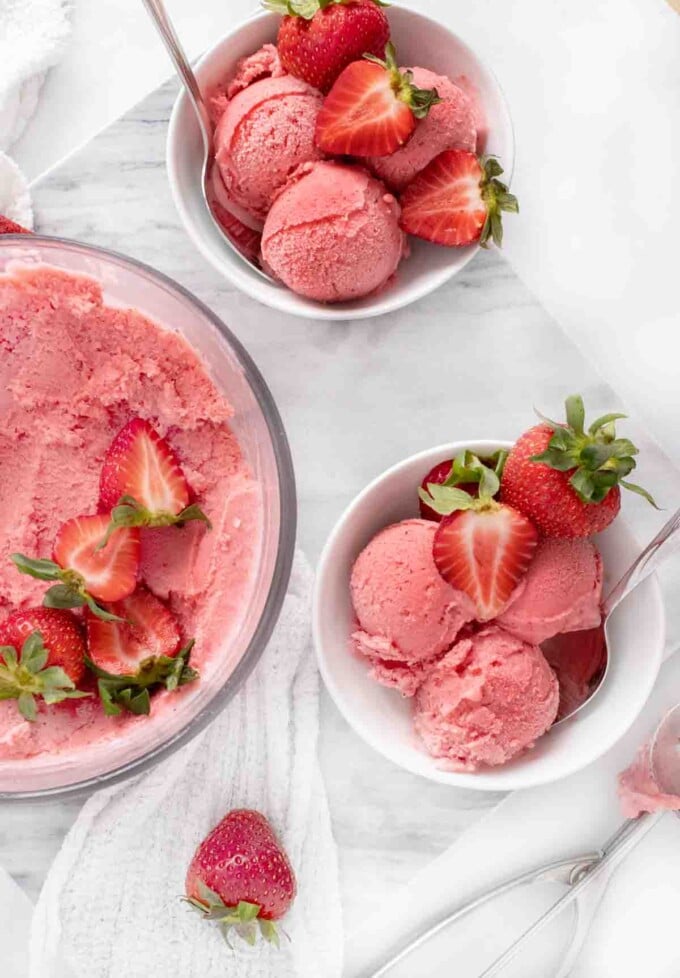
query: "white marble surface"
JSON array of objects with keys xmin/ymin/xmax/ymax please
[
  {"xmin": 11, "ymin": 0, "xmax": 680, "ymax": 470},
  {"xmin": 2, "ymin": 76, "xmax": 680, "ymax": 953}
]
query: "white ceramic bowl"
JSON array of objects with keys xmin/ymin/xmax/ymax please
[
  {"xmin": 313, "ymin": 441, "xmax": 665, "ymax": 790},
  {"xmin": 167, "ymin": 7, "xmax": 514, "ymax": 321}
]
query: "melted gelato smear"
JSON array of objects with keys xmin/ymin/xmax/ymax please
[{"xmin": 0, "ymin": 265, "xmax": 261, "ymax": 760}]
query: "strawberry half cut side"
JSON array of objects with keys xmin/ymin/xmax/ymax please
[
  {"xmin": 11, "ymin": 515, "xmax": 140, "ymax": 622},
  {"xmin": 315, "ymin": 42, "xmax": 441, "ymax": 157},
  {"xmin": 400, "ymin": 150, "xmax": 518, "ymax": 248},
  {"xmin": 431, "ymin": 463, "xmax": 538, "ymax": 620},
  {"xmin": 0, "ymin": 611, "xmax": 91, "ymax": 722},
  {"xmin": 98, "ymin": 419, "xmax": 211, "ymax": 546},
  {"xmin": 84, "ymin": 585, "xmax": 197, "ymax": 716}
]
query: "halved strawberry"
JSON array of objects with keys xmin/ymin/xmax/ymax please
[
  {"xmin": 315, "ymin": 43, "xmax": 441, "ymax": 157},
  {"xmin": 84, "ymin": 585, "xmax": 197, "ymax": 716},
  {"xmin": 430, "ymin": 464, "xmax": 538, "ymax": 620},
  {"xmin": 98, "ymin": 419, "xmax": 210, "ymax": 542},
  {"xmin": 400, "ymin": 150, "xmax": 518, "ymax": 248},
  {"xmin": 0, "ymin": 608, "xmax": 90, "ymax": 721},
  {"xmin": 12, "ymin": 515, "xmax": 140, "ymax": 621}
]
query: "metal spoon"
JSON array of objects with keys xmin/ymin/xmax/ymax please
[
  {"xmin": 557, "ymin": 505, "xmax": 680, "ymax": 724},
  {"xmin": 478, "ymin": 702, "xmax": 680, "ymax": 977},
  {"xmin": 141, "ymin": 0, "xmax": 275, "ymax": 281}
]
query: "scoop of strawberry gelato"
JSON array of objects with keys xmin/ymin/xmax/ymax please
[{"xmin": 414, "ymin": 626, "xmax": 559, "ymax": 770}]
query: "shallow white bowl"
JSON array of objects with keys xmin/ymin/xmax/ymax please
[
  {"xmin": 313, "ymin": 441, "xmax": 665, "ymax": 790},
  {"xmin": 167, "ymin": 7, "xmax": 514, "ymax": 321}
]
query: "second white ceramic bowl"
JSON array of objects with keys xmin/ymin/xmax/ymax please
[
  {"xmin": 313, "ymin": 441, "xmax": 665, "ymax": 791},
  {"xmin": 167, "ymin": 7, "xmax": 514, "ymax": 321}
]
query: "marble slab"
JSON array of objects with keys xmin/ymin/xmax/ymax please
[{"xmin": 2, "ymin": 77, "xmax": 678, "ymax": 940}]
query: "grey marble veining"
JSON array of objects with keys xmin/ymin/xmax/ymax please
[{"xmin": 3, "ymin": 77, "xmax": 678, "ymax": 931}]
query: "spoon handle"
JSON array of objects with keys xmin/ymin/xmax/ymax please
[
  {"xmin": 141, "ymin": 0, "xmax": 212, "ymax": 143},
  {"xmin": 604, "ymin": 505, "xmax": 680, "ymax": 616}
]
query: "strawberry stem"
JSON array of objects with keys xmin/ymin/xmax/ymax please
[
  {"xmin": 85, "ymin": 640, "xmax": 198, "ymax": 716},
  {"xmin": 478, "ymin": 157, "xmax": 519, "ymax": 248},
  {"xmin": 364, "ymin": 43, "xmax": 442, "ymax": 119},
  {"xmin": 531, "ymin": 395, "xmax": 659, "ymax": 508},
  {"xmin": 418, "ymin": 451, "xmax": 505, "ymax": 517},
  {"xmin": 11, "ymin": 555, "xmax": 126, "ymax": 623},
  {"xmin": 184, "ymin": 885, "xmax": 282, "ymax": 948},
  {"xmin": 97, "ymin": 495, "xmax": 212, "ymax": 551}
]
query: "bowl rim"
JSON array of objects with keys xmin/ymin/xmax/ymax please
[
  {"xmin": 0, "ymin": 234, "xmax": 297, "ymax": 801},
  {"xmin": 312, "ymin": 439, "xmax": 666, "ymax": 791},
  {"xmin": 166, "ymin": 7, "xmax": 516, "ymax": 321}
]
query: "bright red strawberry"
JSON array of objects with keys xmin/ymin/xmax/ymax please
[
  {"xmin": 85, "ymin": 585, "xmax": 181, "ymax": 675},
  {"xmin": 419, "ymin": 450, "xmax": 508, "ymax": 522},
  {"xmin": 400, "ymin": 150, "xmax": 518, "ymax": 248},
  {"xmin": 84, "ymin": 585, "xmax": 196, "ymax": 717},
  {"xmin": 0, "ymin": 216, "xmax": 31, "ymax": 234},
  {"xmin": 315, "ymin": 43, "xmax": 441, "ymax": 156},
  {"xmin": 213, "ymin": 201, "xmax": 262, "ymax": 265},
  {"xmin": 185, "ymin": 809, "xmax": 297, "ymax": 947},
  {"xmin": 500, "ymin": 395, "xmax": 657, "ymax": 539},
  {"xmin": 12, "ymin": 515, "xmax": 140, "ymax": 621},
  {"xmin": 98, "ymin": 419, "xmax": 210, "ymax": 538},
  {"xmin": 0, "ymin": 608, "xmax": 90, "ymax": 721},
  {"xmin": 265, "ymin": 0, "xmax": 390, "ymax": 94},
  {"xmin": 433, "ymin": 504, "xmax": 538, "ymax": 621}
]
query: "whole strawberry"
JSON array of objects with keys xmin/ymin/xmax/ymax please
[
  {"xmin": 185, "ymin": 809, "xmax": 296, "ymax": 947},
  {"xmin": 0, "ymin": 608, "xmax": 90, "ymax": 721},
  {"xmin": 264, "ymin": 0, "xmax": 390, "ymax": 93},
  {"xmin": 500, "ymin": 395, "xmax": 657, "ymax": 539}
]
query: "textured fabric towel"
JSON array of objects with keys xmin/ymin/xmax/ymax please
[
  {"xmin": 30, "ymin": 552, "xmax": 343, "ymax": 978},
  {"xmin": 0, "ymin": 0, "xmax": 72, "ymax": 150},
  {"xmin": 0, "ymin": 150, "xmax": 33, "ymax": 226}
]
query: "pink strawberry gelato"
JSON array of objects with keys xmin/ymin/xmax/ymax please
[
  {"xmin": 414, "ymin": 626, "xmax": 559, "ymax": 771},
  {"xmin": 619, "ymin": 745, "xmax": 680, "ymax": 819},
  {"xmin": 214, "ymin": 73, "xmax": 324, "ymax": 227},
  {"xmin": 350, "ymin": 519, "xmax": 475, "ymax": 696},
  {"xmin": 366, "ymin": 66, "xmax": 478, "ymax": 192},
  {"xmin": 498, "ymin": 538, "xmax": 603, "ymax": 646},
  {"xmin": 0, "ymin": 265, "xmax": 261, "ymax": 762},
  {"xmin": 261, "ymin": 161, "xmax": 407, "ymax": 303}
]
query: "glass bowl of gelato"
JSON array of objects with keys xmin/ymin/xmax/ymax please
[
  {"xmin": 313, "ymin": 440, "xmax": 665, "ymax": 791},
  {"xmin": 0, "ymin": 236, "xmax": 296, "ymax": 799},
  {"xmin": 166, "ymin": 6, "xmax": 514, "ymax": 320}
]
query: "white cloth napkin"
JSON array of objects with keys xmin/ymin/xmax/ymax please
[
  {"xmin": 0, "ymin": 0, "xmax": 72, "ymax": 150},
  {"xmin": 0, "ymin": 150, "xmax": 33, "ymax": 226},
  {"xmin": 29, "ymin": 552, "xmax": 343, "ymax": 978}
]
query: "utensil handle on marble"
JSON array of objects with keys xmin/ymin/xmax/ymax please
[
  {"xmin": 361, "ymin": 851, "xmax": 602, "ymax": 978},
  {"xmin": 478, "ymin": 812, "xmax": 663, "ymax": 978},
  {"xmin": 604, "ymin": 506, "xmax": 680, "ymax": 617},
  {"xmin": 140, "ymin": 0, "xmax": 212, "ymax": 146}
]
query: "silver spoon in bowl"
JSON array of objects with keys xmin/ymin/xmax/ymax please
[
  {"xmin": 141, "ymin": 0, "xmax": 276, "ymax": 282},
  {"xmin": 555, "ymin": 505, "xmax": 680, "ymax": 724}
]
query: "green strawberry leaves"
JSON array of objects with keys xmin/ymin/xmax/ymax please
[
  {"xmin": 85, "ymin": 640, "xmax": 198, "ymax": 717},
  {"xmin": 364, "ymin": 43, "xmax": 442, "ymax": 120},
  {"xmin": 262, "ymin": 0, "xmax": 388, "ymax": 19},
  {"xmin": 479, "ymin": 157, "xmax": 519, "ymax": 248},
  {"xmin": 97, "ymin": 495, "xmax": 211, "ymax": 551},
  {"xmin": 532, "ymin": 394, "xmax": 659, "ymax": 508},
  {"xmin": 185, "ymin": 883, "xmax": 282, "ymax": 949},
  {"xmin": 10, "ymin": 554, "xmax": 124, "ymax": 623},
  {"xmin": 419, "ymin": 450, "xmax": 507, "ymax": 517},
  {"xmin": 0, "ymin": 631, "xmax": 90, "ymax": 722}
]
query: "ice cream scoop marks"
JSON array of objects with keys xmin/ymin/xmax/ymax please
[{"xmin": 4, "ymin": 418, "xmax": 211, "ymax": 722}]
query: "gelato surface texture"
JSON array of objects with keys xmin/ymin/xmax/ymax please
[
  {"xmin": 498, "ymin": 538, "xmax": 603, "ymax": 646},
  {"xmin": 0, "ymin": 265, "xmax": 261, "ymax": 761},
  {"xmin": 350, "ymin": 519, "xmax": 475, "ymax": 680},
  {"xmin": 214, "ymin": 74, "xmax": 324, "ymax": 225},
  {"xmin": 366, "ymin": 66, "xmax": 478, "ymax": 192},
  {"xmin": 619, "ymin": 745, "xmax": 680, "ymax": 819},
  {"xmin": 414, "ymin": 626, "xmax": 559, "ymax": 771},
  {"xmin": 261, "ymin": 161, "xmax": 406, "ymax": 303}
]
